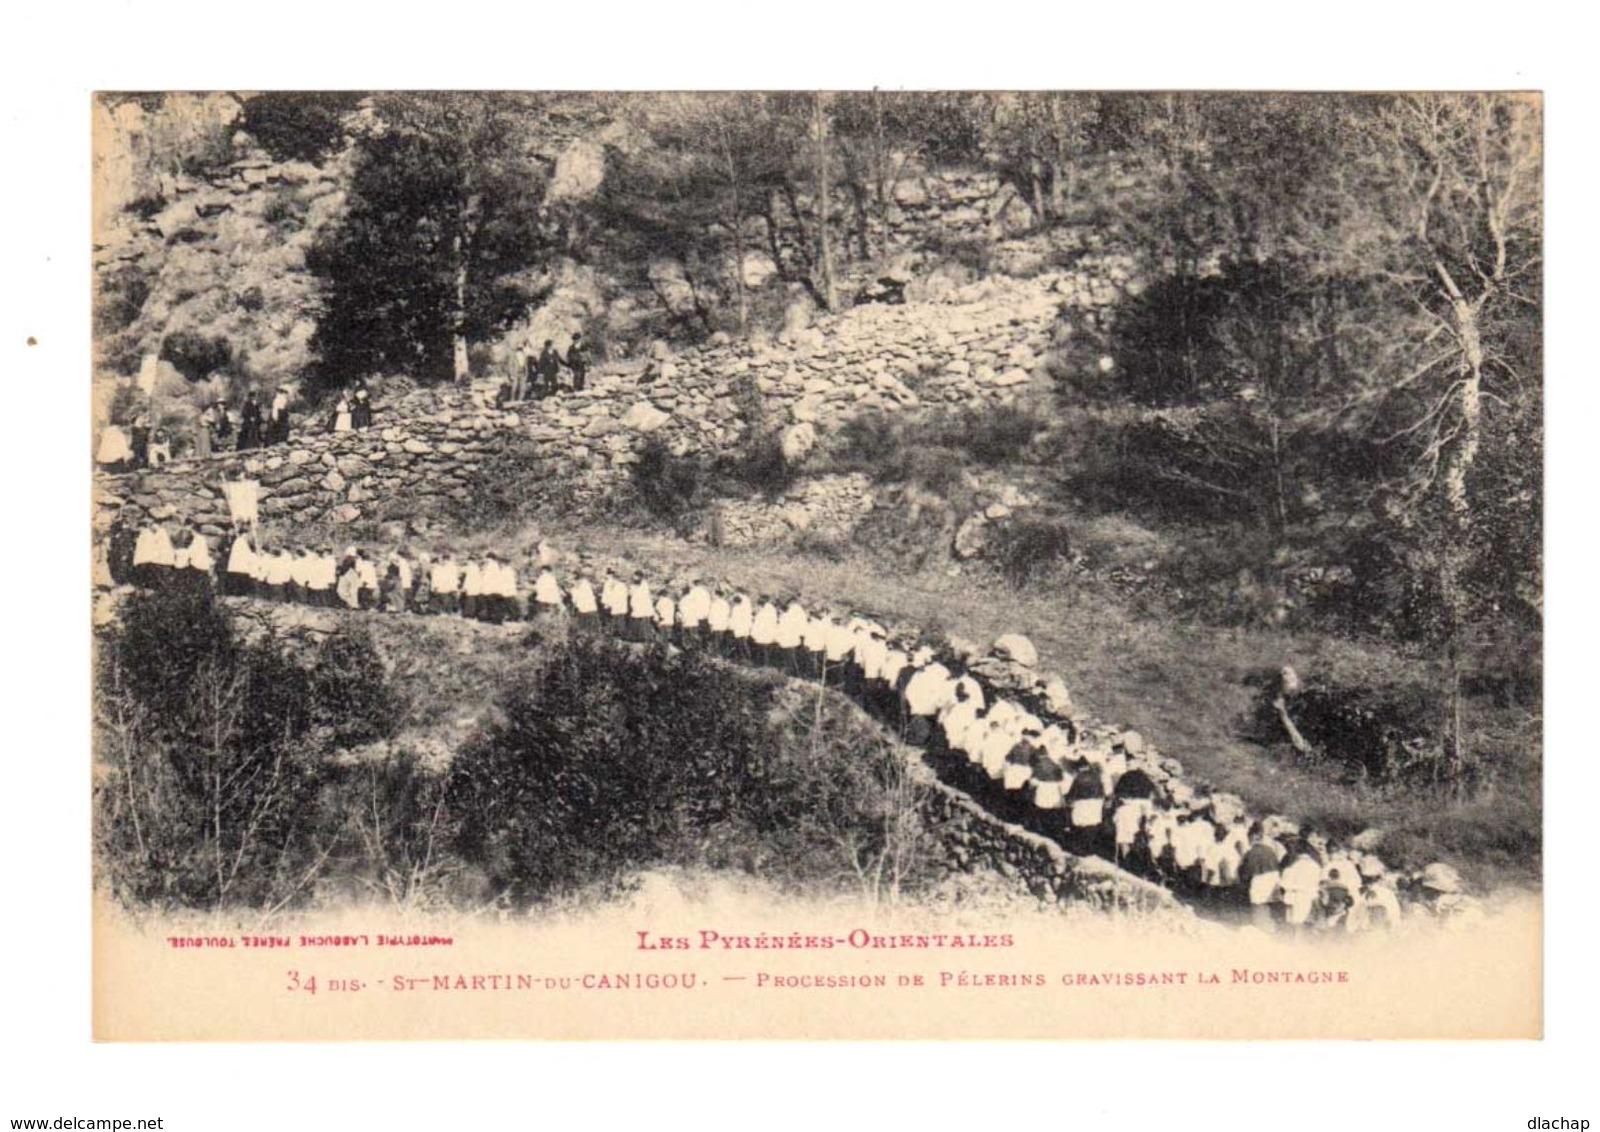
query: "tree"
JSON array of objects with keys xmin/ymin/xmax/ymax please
[
  {"xmin": 307, "ymin": 93, "xmax": 557, "ymax": 387},
  {"xmin": 1336, "ymin": 94, "xmax": 1542, "ymax": 777}
]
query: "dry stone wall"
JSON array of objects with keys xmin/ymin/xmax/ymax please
[{"xmin": 95, "ymin": 273, "xmax": 1077, "ymax": 534}]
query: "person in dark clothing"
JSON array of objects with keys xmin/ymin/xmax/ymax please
[
  {"xmin": 129, "ymin": 414, "xmax": 151, "ymax": 467},
  {"xmin": 351, "ymin": 378, "xmax": 373, "ymax": 429},
  {"xmin": 210, "ymin": 400, "xmax": 234, "ymax": 449},
  {"xmin": 523, "ymin": 349, "xmax": 540, "ymax": 400},
  {"xmin": 238, "ymin": 393, "xmax": 264, "ymax": 450},
  {"xmin": 537, "ymin": 340, "xmax": 562, "ymax": 397},
  {"xmin": 564, "ymin": 334, "xmax": 588, "ymax": 392},
  {"xmin": 106, "ymin": 510, "xmax": 140, "ymax": 585}
]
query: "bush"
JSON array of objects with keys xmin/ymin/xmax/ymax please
[
  {"xmin": 95, "ymin": 266, "xmax": 152, "ymax": 336},
  {"xmin": 159, "ymin": 329, "xmax": 234, "ymax": 383},
  {"xmin": 237, "ymin": 92, "xmax": 362, "ymax": 164},
  {"xmin": 95, "ymin": 587, "xmax": 330, "ymax": 910},
  {"xmin": 934, "ymin": 404, "xmax": 1047, "ymax": 466},
  {"xmin": 630, "ymin": 436, "xmax": 707, "ymax": 521},
  {"xmin": 444, "ymin": 637, "xmax": 935, "ymax": 907},
  {"xmin": 986, "ymin": 516, "xmax": 1076, "ymax": 586}
]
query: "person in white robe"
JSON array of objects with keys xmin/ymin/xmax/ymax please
[
  {"xmin": 568, "ymin": 572, "xmax": 599, "ymax": 633},
  {"xmin": 775, "ymin": 599, "xmax": 808, "ymax": 675},
  {"xmin": 355, "ymin": 552, "xmax": 380, "ymax": 611},
  {"xmin": 224, "ymin": 528, "xmax": 257, "ymax": 596},
  {"xmin": 600, "ymin": 569, "xmax": 630, "ymax": 633},
  {"xmin": 533, "ymin": 566, "xmax": 565, "ymax": 619},
  {"xmin": 132, "ymin": 524, "xmax": 177, "ymax": 589},
  {"xmin": 261, "ymin": 545, "xmax": 294, "ymax": 602},
  {"xmin": 750, "ymin": 597, "xmax": 780, "ymax": 667},
  {"xmin": 97, "ymin": 425, "xmax": 133, "ymax": 470},
  {"xmin": 678, "ymin": 578, "xmax": 712, "ymax": 646},
  {"xmin": 430, "ymin": 552, "xmax": 462, "ymax": 615},
  {"xmin": 821, "ymin": 613, "xmax": 855, "ymax": 686}
]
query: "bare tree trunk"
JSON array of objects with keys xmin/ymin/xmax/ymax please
[
  {"xmin": 717, "ymin": 122, "xmax": 748, "ymax": 333},
  {"xmin": 1435, "ymin": 262, "xmax": 1485, "ymax": 786},
  {"xmin": 812, "ymin": 95, "xmax": 836, "ymax": 311},
  {"xmin": 451, "ymin": 192, "xmax": 482, "ymax": 384}
]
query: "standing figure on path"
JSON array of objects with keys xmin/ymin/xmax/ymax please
[
  {"xmin": 332, "ymin": 393, "xmax": 353, "ymax": 432},
  {"xmin": 532, "ymin": 564, "xmax": 565, "ymax": 620},
  {"xmin": 776, "ymin": 597, "xmax": 809, "ymax": 677},
  {"xmin": 238, "ymin": 392, "xmax": 264, "ymax": 451},
  {"xmin": 210, "ymin": 401, "xmax": 233, "ymax": 449},
  {"xmin": 705, "ymin": 583, "xmax": 733, "ymax": 656},
  {"xmin": 429, "ymin": 549, "xmax": 462, "ymax": 615},
  {"xmin": 351, "ymin": 378, "xmax": 373, "ymax": 429},
  {"xmin": 268, "ymin": 386, "xmax": 292, "ymax": 446},
  {"xmin": 537, "ymin": 339, "xmax": 561, "ymax": 398},
  {"xmin": 750, "ymin": 595, "xmax": 780, "ymax": 668},
  {"xmin": 194, "ymin": 408, "xmax": 213, "ymax": 459},
  {"xmin": 564, "ymin": 333, "xmax": 588, "ymax": 393},
  {"xmin": 97, "ymin": 422, "xmax": 134, "ymax": 471},
  {"xmin": 223, "ymin": 526, "xmax": 256, "ymax": 596},
  {"xmin": 130, "ymin": 414, "xmax": 151, "ymax": 468},
  {"xmin": 627, "ymin": 572, "xmax": 655, "ymax": 642},
  {"xmin": 511, "ymin": 346, "xmax": 529, "ymax": 404},
  {"xmin": 569, "ymin": 570, "xmax": 599, "ymax": 633},
  {"xmin": 461, "ymin": 557, "xmax": 485, "ymax": 620},
  {"xmin": 1237, "ymin": 824, "xmax": 1284, "ymax": 929},
  {"xmin": 678, "ymin": 576, "xmax": 712, "ymax": 648},
  {"xmin": 600, "ymin": 567, "xmax": 629, "ymax": 634},
  {"xmin": 148, "ymin": 427, "xmax": 172, "ymax": 467},
  {"xmin": 106, "ymin": 509, "xmax": 139, "ymax": 585},
  {"xmin": 132, "ymin": 523, "xmax": 177, "ymax": 589},
  {"xmin": 727, "ymin": 590, "xmax": 754, "ymax": 663}
]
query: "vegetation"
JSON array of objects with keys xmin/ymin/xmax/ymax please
[{"xmin": 94, "ymin": 588, "xmax": 936, "ymax": 914}]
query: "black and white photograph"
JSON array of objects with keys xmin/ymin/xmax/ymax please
[{"xmin": 82, "ymin": 88, "xmax": 1544, "ymax": 1043}]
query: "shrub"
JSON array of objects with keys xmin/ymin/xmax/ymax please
[
  {"xmin": 444, "ymin": 639, "xmax": 776, "ymax": 905},
  {"xmin": 159, "ymin": 329, "xmax": 234, "ymax": 383},
  {"xmin": 94, "ymin": 266, "xmax": 152, "ymax": 336},
  {"xmin": 444, "ymin": 638, "xmax": 935, "ymax": 907},
  {"xmin": 308, "ymin": 628, "xmax": 402, "ymax": 747},
  {"xmin": 986, "ymin": 515, "xmax": 1076, "ymax": 586},
  {"xmin": 630, "ymin": 436, "xmax": 707, "ymax": 521},
  {"xmin": 237, "ymin": 92, "xmax": 362, "ymax": 164},
  {"xmin": 95, "ymin": 587, "xmax": 332, "ymax": 910},
  {"xmin": 934, "ymin": 404, "xmax": 1047, "ymax": 466}
]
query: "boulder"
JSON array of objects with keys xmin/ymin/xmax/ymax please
[
  {"xmin": 953, "ymin": 515, "xmax": 989, "ymax": 560},
  {"xmin": 780, "ymin": 422, "xmax": 817, "ymax": 464},
  {"xmin": 620, "ymin": 401, "xmax": 672, "ymax": 434},
  {"xmin": 990, "ymin": 633, "xmax": 1038, "ymax": 668},
  {"xmin": 1039, "ymin": 677, "xmax": 1074, "ymax": 717}
]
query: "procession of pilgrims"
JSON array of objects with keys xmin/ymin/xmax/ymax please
[{"xmin": 97, "ymin": 512, "xmax": 1483, "ymax": 934}]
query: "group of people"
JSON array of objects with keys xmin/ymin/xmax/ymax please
[
  {"xmin": 97, "ymin": 381, "xmax": 379, "ymax": 473},
  {"xmin": 499, "ymin": 335, "xmax": 589, "ymax": 405},
  {"xmin": 100, "ymin": 517, "xmax": 1479, "ymax": 933}
]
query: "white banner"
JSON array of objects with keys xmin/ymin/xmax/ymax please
[{"xmin": 222, "ymin": 480, "xmax": 260, "ymax": 525}]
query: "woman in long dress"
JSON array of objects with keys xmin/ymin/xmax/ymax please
[
  {"xmin": 332, "ymin": 394, "xmax": 352, "ymax": 432},
  {"xmin": 194, "ymin": 411, "xmax": 212, "ymax": 459},
  {"xmin": 238, "ymin": 394, "xmax": 264, "ymax": 450},
  {"xmin": 351, "ymin": 379, "xmax": 372, "ymax": 429}
]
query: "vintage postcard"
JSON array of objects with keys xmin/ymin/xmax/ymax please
[{"xmin": 90, "ymin": 90, "xmax": 1542, "ymax": 1041}]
